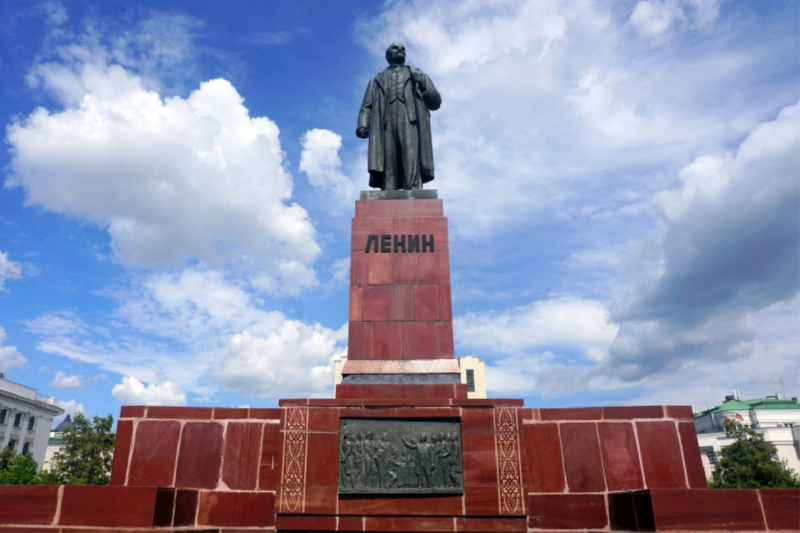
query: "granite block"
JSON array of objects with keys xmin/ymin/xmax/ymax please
[
  {"xmin": 119, "ymin": 405, "xmax": 146, "ymax": 418},
  {"xmin": 197, "ymin": 491, "xmax": 274, "ymax": 527},
  {"xmin": 371, "ymin": 321, "xmax": 403, "ymax": 360},
  {"xmin": 677, "ymin": 421, "xmax": 708, "ymax": 489},
  {"xmin": 598, "ymin": 422, "xmax": 644, "ymax": 491},
  {"xmin": 603, "ymin": 406, "xmax": 664, "ymax": 420},
  {"xmin": 127, "ymin": 419, "xmax": 180, "ymax": 486},
  {"xmin": 455, "ymin": 517, "xmax": 527, "ymax": 532},
  {"xmin": 403, "ymin": 321, "xmax": 435, "ymax": 359},
  {"xmin": 349, "ymin": 286, "xmax": 362, "ymax": 321},
  {"xmin": 173, "ymin": 489, "xmax": 199, "ymax": 527},
  {"xmin": 523, "ymin": 423, "xmax": 566, "ymax": 493},
  {"xmin": 367, "ymin": 252, "xmax": 393, "ymax": 285},
  {"xmin": 0, "ymin": 485, "xmax": 60, "ymax": 525},
  {"xmin": 305, "ymin": 432, "xmax": 340, "ymax": 486},
  {"xmin": 362, "ymin": 285, "xmax": 390, "ymax": 321},
  {"xmin": 462, "ymin": 431, "xmax": 499, "ymax": 486},
  {"xmin": 259, "ymin": 422, "xmax": 280, "ymax": 491},
  {"xmin": 527, "ymin": 494, "xmax": 608, "ymax": 530},
  {"xmin": 391, "ymin": 285, "xmax": 415, "ymax": 320},
  {"xmin": 393, "ymin": 252, "xmax": 419, "ymax": 284},
  {"xmin": 222, "ymin": 422, "xmax": 262, "ymax": 490},
  {"xmin": 415, "ymin": 284, "xmax": 440, "ymax": 320},
  {"xmin": 146, "ymin": 406, "xmax": 212, "ymax": 419},
  {"xmin": 364, "ymin": 516, "xmax": 454, "ymax": 531},
  {"xmin": 434, "ymin": 321, "xmax": 455, "ymax": 358},
  {"xmin": 175, "ymin": 422, "xmax": 224, "ymax": 489},
  {"xmin": 637, "ymin": 420, "xmax": 687, "ymax": 489},
  {"xmin": 339, "ymin": 493, "xmax": 462, "ymax": 515},
  {"xmin": 650, "ymin": 488, "xmax": 765, "ymax": 531},
  {"xmin": 109, "ymin": 418, "xmax": 133, "ymax": 485},
  {"xmin": 350, "ymin": 250, "xmax": 368, "ymax": 285},
  {"xmin": 438, "ymin": 285, "xmax": 452, "ymax": 320},
  {"xmin": 59, "ymin": 486, "xmax": 157, "ymax": 527},
  {"xmin": 560, "ymin": 422, "xmax": 606, "ymax": 492},
  {"xmin": 152, "ymin": 487, "xmax": 175, "ymax": 527},
  {"xmin": 759, "ymin": 488, "xmax": 800, "ymax": 531},
  {"xmin": 540, "ymin": 407, "xmax": 602, "ymax": 421},
  {"xmin": 418, "ymin": 250, "xmax": 441, "ymax": 284}
]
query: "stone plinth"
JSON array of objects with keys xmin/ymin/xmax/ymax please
[{"xmin": 348, "ymin": 196, "xmax": 453, "ymax": 361}]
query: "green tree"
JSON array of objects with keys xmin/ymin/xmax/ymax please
[
  {"xmin": 709, "ymin": 419, "xmax": 800, "ymax": 488},
  {"xmin": 41, "ymin": 413, "xmax": 115, "ymax": 485},
  {"xmin": 0, "ymin": 447, "xmax": 42, "ymax": 485}
]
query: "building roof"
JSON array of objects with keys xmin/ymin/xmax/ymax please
[
  {"xmin": 696, "ymin": 398, "xmax": 800, "ymax": 418},
  {"xmin": 54, "ymin": 414, "xmax": 73, "ymax": 432}
]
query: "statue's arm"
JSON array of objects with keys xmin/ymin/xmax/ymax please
[
  {"xmin": 356, "ymin": 79, "xmax": 374, "ymax": 138},
  {"xmin": 420, "ymin": 73, "xmax": 441, "ymax": 111}
]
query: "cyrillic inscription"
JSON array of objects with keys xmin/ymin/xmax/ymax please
[
  {"xmin": 365, "ymin": 234, "xmax": 434, "ymax": 253},
  {"xmin": 339, "ymin": 418, "xmax": 462, "ymax": 494}
]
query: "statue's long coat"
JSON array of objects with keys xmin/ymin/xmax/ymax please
[{"xmin": 357, "ymin": 66, "xmax": 441, "ymax": 188}]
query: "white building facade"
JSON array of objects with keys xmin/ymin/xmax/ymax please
[
  {"xmin": 694, "ymin": 391, "xmax": 800, "ymax": 480},
  {"xmin": 0, "ymin": 373, "xmax": 64, "ymax": 470}
]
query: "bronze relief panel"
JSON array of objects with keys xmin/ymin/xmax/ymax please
[{"xmin": 339, "ymin": 418, "xmax": 463, "ymax": 494}]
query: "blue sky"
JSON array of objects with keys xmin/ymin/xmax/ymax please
[{"xmin": 0, "ymin": 0, "xmax": 797, "ymax": 425}]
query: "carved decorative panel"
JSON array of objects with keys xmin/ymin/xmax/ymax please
[{"xmin": 339, "ymin": 418, "xmax": 463, "ymax": 494}]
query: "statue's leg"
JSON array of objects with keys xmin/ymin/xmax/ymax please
[
  {"xmin": 398, "ymin": 112, "xmax": 420, "ymax": 190},
  {"xmin": 383, "ymin": 103, "xmax": 401, "ymax": 191}
]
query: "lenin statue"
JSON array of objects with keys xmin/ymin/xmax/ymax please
[{"xmin": 357, "ymin": 43, "xmax": 441, "ymax": 190}]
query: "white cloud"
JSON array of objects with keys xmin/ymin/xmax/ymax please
[
  {"xmin": 214, "ymin": 322, "xmax": 347, "ymax": 398},
  {"xmin": 356, "ymin": 0, "xmax": 780, "ymax": 241},
  {"xmin": 629, "ymin": 0, "xmax": 685, "ymax": 38},
  {"xmin": 112, "ymin": 376, "xmax": 187, "ymax": 406},
  {"xmin": 456, "ymin": 297, "xmax": 618, "ymax": 361},
  {"xmin": 605, "ymin": 102, "xmax": 799, "ymax": 378},
  {"xmin": 330, "ymin": 257, "xmax": 350, "ymax": 284},
  {"xmin": 299, "ymin": 128, "xmax": 356, "ymax": 204},
  {"xmin": 7, "ymin": 64, "xmax": 320, "ymax": 278},
  {"xmin": 0, "ymin": 252, "xmax": 22, "ymax": 291},
  {"xmin": 25, "ymin": 311, "xmax": 87, "ymax": 337},
  {"xmin": 0, "ymin": 328, "xmax": 27, "ymax": 372},
  {"xmin": 50, "ymin": 371, "xmax": 83, "ymax": 389},
  {"xmin": 29, "ymin": 267, "xmax": 347, "ymax": 400},
  {"xmin": 52, "ymin": 399, "xmax": 88, "ymax": 427}
]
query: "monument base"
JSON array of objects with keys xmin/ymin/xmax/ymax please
[{"xmin": 1, "ymin": 402, "xmax": 796, "ymax": 532}]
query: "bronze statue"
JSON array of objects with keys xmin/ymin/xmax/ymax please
[{"xmin": 357, "ymin": 43, "xmax": 441, "ymax": 190}]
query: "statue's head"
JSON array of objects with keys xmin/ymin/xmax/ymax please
[{"xmin": 385, "ymin": 42, "xmax": 406, "ymax": 65}]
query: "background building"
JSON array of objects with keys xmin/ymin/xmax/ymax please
[
  {"xmin": 43, "ymin": 414, "xmax": 73, "ymax": 470},
  {"xmin": 0, "ymin": 373, "xmax": 64, "ymax": 470},
  {"xmin": 694, "ymin": 389, "xmax": 800, "ymax": 480}
]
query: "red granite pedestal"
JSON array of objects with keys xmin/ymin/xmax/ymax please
[{"xmin": 0, "ymin": 195, "xmax": 797, "ymax": 533}]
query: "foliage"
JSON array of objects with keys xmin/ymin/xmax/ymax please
[
  {"xmin": 709, "ymin": 419, "xmax": 800, "ymax": 489},
  {"xmin": 0, "ymin": 447, "xmax": 42, "ymax": 485},
  {"xmin": 41, "ymin": 413, "xmax": 115, "ymax": 485}
]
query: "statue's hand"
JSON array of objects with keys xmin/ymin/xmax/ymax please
[
  {"xmin": 412, "ymin": 70, "xmax": 427, "ymax": 91},
  {"xmin": 356, "ymin": 127, "xmax": 369, "ymax": 139}
]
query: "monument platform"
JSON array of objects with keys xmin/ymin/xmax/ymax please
[{"xmin": 0, "ymin": 195, "xmax": 797, "ymax": 532}]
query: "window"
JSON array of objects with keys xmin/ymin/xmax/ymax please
[
  {"xmin": 466, "ymin": 369, "xmax": 475, "ymax": 393},
  {"xmin": 7, "ymin": 439, "xmax": 15, "ymax": 450},
  {"xmin": 13, "ymin": 413, "xmax": 22, "ymax": 428},
  {"xmin": 21, "ymin": 442, "xmax": 29, "ymax": 455},
  {"xmin": 27, "ymin": 417, "xmax": 35, "ymax": 431},
  {"xmin": 707, "ymin": 451, "xmax": 718, "ymax": 465},
  {"xmin": 0, "ymin": 409, "xmax": 6, "ymax": 424}
]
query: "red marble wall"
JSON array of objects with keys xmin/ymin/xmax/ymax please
[{"xmin": 0, "ymin": 403, "xmax": 797, "ymax": 532}]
